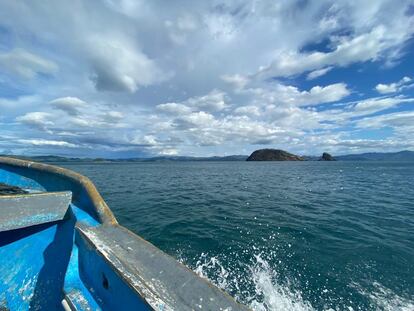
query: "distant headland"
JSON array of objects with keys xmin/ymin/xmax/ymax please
[
  {"xmin": 246, "ymin": 149, "xmax": 304, "ymax": 161},
  {"xmin": 1, "ymin": 150, "xmax": 414, "ymax": 163},
  {"xmin": 245, "ymin": 149, "xmax": 337, "ymax": 161}
]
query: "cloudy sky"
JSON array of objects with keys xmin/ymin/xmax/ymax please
[{"xmin": 1, "ymin": 0, "xmax": 414, "ymax": 158}]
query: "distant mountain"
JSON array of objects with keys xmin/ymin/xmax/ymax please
[
  {"xmin": 115, "ymin": 155, "xmax": 248, "ymax": 162},
  {"xmin": 2, "ymin": 150, "xmax": 413, "ymax": 163},
  {"xmin": 1, "ymin": 154, "xmax": 248, "ymax": 163},
  {"xmin": 246, "ymin": 149, "xmax": 303, "ymax": 161},
  {"xmin": 335, "ymin": 150, "xmax": 414, "ymax": 161},
  {"xmin": 1, "ymin": 155, "xmax": 110, "ymax": 163}
]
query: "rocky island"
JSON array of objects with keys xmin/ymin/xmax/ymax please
[
  {"xmin": 319, "ymin": 152, "xmax": 336, "ymax": 161},
  {"xmin": 246, "ymin": 149, "xmax": 304, "ymax": 161}
]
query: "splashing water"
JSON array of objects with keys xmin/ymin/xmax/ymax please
[
  {"xmin": 352, "ymin": 282, "xmax": 414, "ymax": 311},
  {"xmin": 248, "ymin": 254, "xmax": 314, "ymax": 311},
  {"xmin": 181, "ymin": 251, "xmax": 414, "ymax": 311},
  {"xmin": 182, "ymin": 252, "xmax": 314, "ymax": 311}
]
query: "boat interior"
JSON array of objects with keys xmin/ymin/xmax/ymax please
[{"xmin": 0, "ymin": 157, "xmax": 247, "ymax": 311}]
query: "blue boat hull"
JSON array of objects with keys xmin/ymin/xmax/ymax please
[{"xmin": 0, "ymin": 157, "xmax": 248, "ymax": 311}]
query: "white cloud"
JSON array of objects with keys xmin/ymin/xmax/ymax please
[
  {"xmin": 234, "ymin": 106, "xmax": 261, "ymax": 117},
  {"xmin": 249, "ymin": 83, "xmax": 350, "ymax": 107},
  {"xmin": 16, "ymin": 112, "xmax": 54, "ymax": 131},
  {"xmin": 204, "ymin": 12, "xmax": 237, "ymax": 41},
  {"xmin": 173, "ymin": 111, "xmax": 216, "ymax": 130},
  {"xmin": 356, "ymin": 111, "xmax": 414, "ymax": 129},
  {"xmin": 0, "ymin": 49, "xmax": 58, "ymax": 79},
  {"xmin": 353, "ymin": 96, "xmax": 414, "ymax": 113},
  {"xmin": 87, "ymin": 34, "xmax": 168, "ymax": 93},
  {"xmin": 185, "ymin": 90, "xmax": 228, "ymax": 111},
  {"xmin": 50, "ymin": 97, "xmax": 87, "ymax": 116},
  {"xmin": 315, "ymin": 96, "xmax": 414, "ymax": 125},
  {"xmin": 1, "ymin": 1, "xmax": 414, "ymax": 156},
  {"xmin": 157, "ymin": 90, "xmax": 228, "ymax": 114},
  {"xmin": 375, "ymin": 76, "xmax": 412, "ymax": 94},
  {"xmin": 101, "ymin": 111, "xmax": 124, "ymax": 122},
  {"xmin": 17, "ymin": 139, "xmax": 77, "ymax": 148},
  {"xmin": 257, "ymin": 21, "xmax": 414, "ymax": 79},
  {"xmin": 157, "ymin": 103, "xmax": 192, "ymax": 115},
  {"xmin": 306, "ymin": 67, "xmax": 333, "ymax": 80},
  {"xmin": 376, "ymin": 84, "xmax": 397, "ymax": 94},
  {"xmin": 16, "ymin": 96, "xmax": 128, "ymax": 141},
  {"xmin": 165, "ymin": 14, "xmax": 198, "ymax": 45},
  {"xmin": 69, "ymin": 112, "xmax": 126, "ymax": 129},
  {"xmin": 304, "ymin": 84, "xmax": 351, "ymax": 105},
  {"xmin": 327, "ymin": 138, "xmax": 413, "ymax": 152},
  {"xmin": 221, "ymin": 74, "xmax": 250, "ymax": 90}
]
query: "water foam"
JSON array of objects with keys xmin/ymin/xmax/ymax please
[
  {"xmin": 183, "ymin": 252, "xmax": 314, "ymax": 311},
  {"xmin": 352, "ymin": 281, "xmax": 414, "ymax": 311},
  {"xmin": 248, "ymin": 254, "xmax": 314, "ymax": 311},
  {"xmin": 181, "ymin": 252, "xmax": 414, "ymax": 311}
]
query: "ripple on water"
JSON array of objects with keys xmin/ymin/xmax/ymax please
[{"xmin": 61, "ymin": 161, "xmax": 414, "ymax": 310}]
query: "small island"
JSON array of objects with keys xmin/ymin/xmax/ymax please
[
  {"xmin": 246, "ymin": 149, "xmax": 304, "ymax": 161},
  {"xmin": 319, "ymin": 152, "xmax": 336, "ymax": 161}
]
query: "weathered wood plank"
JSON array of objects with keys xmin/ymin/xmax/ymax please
[
  {"xmin": 76, "ymin": 224, "xmax": 249, "ymax": 311},
  {"xmin": 0, "ymin": 191, "xmax": 72, "ymax": 232}
]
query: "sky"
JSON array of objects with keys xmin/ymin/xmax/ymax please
[{"xmin": 0, "ymin": 0, "xmax": 414, "ymax": 158}]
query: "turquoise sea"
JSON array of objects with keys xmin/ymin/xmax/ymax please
[{"xmin": 60, "ymin": 161, "xmax": 414, "ymax": 311}]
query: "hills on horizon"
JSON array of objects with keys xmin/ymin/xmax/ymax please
[{"xmin": 2, "ymin": 150, "xmax": 414, "ymax": 163}]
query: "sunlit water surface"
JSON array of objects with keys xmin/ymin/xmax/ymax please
[{"xmin": 60, "ymin": 161, "xmax": 414, "ymax": 311}]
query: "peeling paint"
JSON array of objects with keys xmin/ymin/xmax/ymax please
[
  {"xmin": 0, "ymin": 157, "xmax": 248, "ymax": 311},
  {"xmin": 0, "ymin": 191, "xmax": 71, "ymax": 232}
]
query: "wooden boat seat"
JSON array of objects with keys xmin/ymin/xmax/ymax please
[
  {"xmin": 73, "ymin": 223, "xmax": 247, "ymax": 311},
  {"xmin": 0, "ymin": 191, "xmax": 72, "ymax": 232}
]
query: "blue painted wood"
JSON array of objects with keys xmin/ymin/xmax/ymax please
[
  {"xmin": 63, "ymin": 245, "xmax": 103, "ymax": 310},
  {"xmin": 0, "ymin": 162, "xmax": 115, "ymax": 224},
  {"xmin": 0, "ymin": 169, "xmax": 45, "ymax": 192},
  {"xmin": 0, "ymin": 158, "xmax": 248, "ymax": 311},
  {"xmin": 75, "ymin": 229, "xmax": 151, "ymax": 311},
  {"xmin": 75, "ymin": 224, "xmax": 248, "ymax": 311},
  {"xmin": 0, "ymin": 213, "xmax": 75, "ymax": 310},
  {"xmin": 0, "ymin": 192, "xmax": 72, "ymax": 232}
]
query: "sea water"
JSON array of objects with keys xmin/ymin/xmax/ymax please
[{"xmin": 60, "ymin": 161, "xmax": 414, "ymax": 311}]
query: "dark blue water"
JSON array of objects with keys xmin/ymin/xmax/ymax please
[{"xmin": 60, "ymin": 161, "xmax": 414, "ymax": 311}]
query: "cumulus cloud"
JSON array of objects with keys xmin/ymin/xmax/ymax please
[
  {"xmin": 234, "ymin": 106, "xmax": 261, "ymax": 117},
  {"xmin": 221, "ymin": 74, "xmax": 250, "ymax": 90},
  {"xmin": 1, "ymin": 1, "xmax": 414, "ymax": 156},
  {"xmin": 101, "ymin": 111, "xmax": 124, "ymax": 122},
  {"xmin": 375, "ymin": 76, "xmax": 412, "ymax": 94},
  {"xmin": 16, "ymin": 112, "xmax": 54, "ymax": 132},
  {"xmin": 157, "ymin": 103, "xmax": 192, "ymax": 115},
  {"xmin": 87, "ymin": 34, "xmax": 168, "ymax": 93},
  {"xmin": 185, "ymin": 90, "xmax": 228, "ymax": 111},
  {"xmin": 16, "ymin": 96, "xmax": 128, "ymax": 147},
  {"xmin": 248, "ymin": 83, "xmax": 350, "ymax": 107},
  {"xmin": 173, "ymin": 111, "xmax": 216, "ymax": 130},
  {"xmin": 156, "ymin": 90, "xmax": 228, "ymax": 114},
  {"xmin": 50, "ymin": 97, "xmax": 87, "ymax": 116}
]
